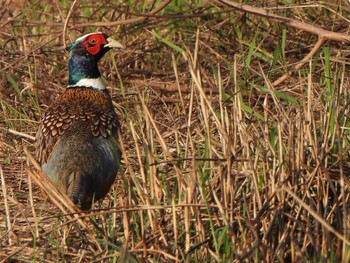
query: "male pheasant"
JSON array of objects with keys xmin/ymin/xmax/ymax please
[{"xmin": 35, "ymin": 32, "xmax": 124, "ymax": 210}]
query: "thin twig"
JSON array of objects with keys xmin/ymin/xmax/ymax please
[
  {"xmin": 217, "ymin": 0, "xmax": 350, "ymax": 42},
  {"xmin": 63, "ymin": 0, "xmax": 79, "ymax": 50},
  {"xmin": 0, "ymin": 165, "xmax": 12, "ymax": 246},
  {"xmin": 71, "ymin": 0, "xmax": 172, "ymax": 29},
  {"xmin": 273, "ymin": 37, "xmax": 326, "ymax": 86},
  {"xmin": 1, "ymin": 127, "xmax": 35, "ymax": 141}
]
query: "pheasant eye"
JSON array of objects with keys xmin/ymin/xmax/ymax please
[{"xmin": 89, "ymin": 38, "xmax": 97, "ymax": 45}]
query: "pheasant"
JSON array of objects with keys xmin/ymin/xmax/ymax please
[{"xmin": 35, "ymin": 32, "xmax": 124, "ymax": 210}]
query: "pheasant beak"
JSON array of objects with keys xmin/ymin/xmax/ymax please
[{"xmin": 105, "ymin": 37, "xmax": 124, "ymax": 49}]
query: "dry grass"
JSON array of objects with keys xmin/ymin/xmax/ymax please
[{"xmin": 1, "ymin": 0, "xmax": 350, "ymax": 262}]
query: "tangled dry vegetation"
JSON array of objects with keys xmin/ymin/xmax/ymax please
[{"xmin": 1, "ymin": 0, "xmax": 350, "ymax": 262}]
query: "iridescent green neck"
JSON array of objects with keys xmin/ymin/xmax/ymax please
[{"xmin": 68, "ymin": 54, "xmax": 101, "ymax": 86}]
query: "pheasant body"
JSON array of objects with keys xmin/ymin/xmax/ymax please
[{"xmin": 35, "ymin": 32, "xmax": 123, "ymax": 210}]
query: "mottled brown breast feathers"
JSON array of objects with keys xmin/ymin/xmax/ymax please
[{"xmin": 35, "ymin": 88, "xmax": 119, "ymax": 164}]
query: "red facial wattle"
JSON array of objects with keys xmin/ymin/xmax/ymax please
[{"xmin": 82, "ymin": 34, "xmax": 107, "ymax": 55}]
